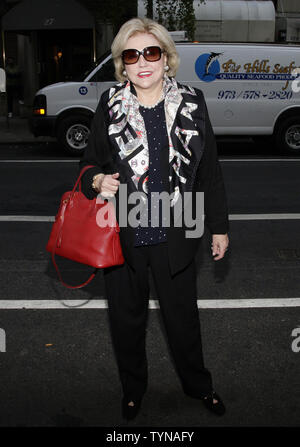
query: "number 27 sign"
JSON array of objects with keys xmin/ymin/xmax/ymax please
[{"xmin": 44, "ymin": 18, "xmax": 55, "ymax": 26}]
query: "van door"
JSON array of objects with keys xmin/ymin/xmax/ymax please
[
  {"xmin": 85, "ymin": 54, "xmax": 116, "ymax": 100},
  {"xmin": 176, "ymin": 44, "xmax": 299, "ymax": 139},
  {"xmin": 176, "ymin": 44, "xmax": 254, "ymax": 133}
]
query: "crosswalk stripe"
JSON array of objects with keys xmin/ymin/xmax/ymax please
[
  {"xmin": 0, "ymin": 298, "xmax": 299, "ymax": 309},
  {"xmin": 1, "ymin": 158, "xmax": 300, "ymax": 163},
  {"xmin": 0, "ymin": 214, "xmax": 300, "ymax": 222},
  {"xmin": 0, "ymin": 159, "xmax": 79, "ymax": 162}
]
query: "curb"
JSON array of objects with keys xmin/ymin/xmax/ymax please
[{"xmin": 0, "ymin": 117, "xmax": 55, "ymax": 144}]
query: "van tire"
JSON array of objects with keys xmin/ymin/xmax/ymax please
[
  {"xmin": 275, "ymin": 116, "xmax": 300, "ymax": 154},
  {"xmin": 57, "ymin": 114, "xmax": 91, "ymax": 155}
]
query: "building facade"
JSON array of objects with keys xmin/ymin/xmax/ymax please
[
  {"xmin": 0, "ymin": 0, "xmax": 137, "ymax": 113},
  {"xmin": 275, "ymin": 0, "xmax": 300, "ymax": 42},
  {"xmin": 1, "ymin": 0, "xmax": 299, "ymax": 115}
]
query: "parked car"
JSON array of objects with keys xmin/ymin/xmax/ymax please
[{"xmin": 29, "ymin": 42, "xmax": 300, "ymax": 155}]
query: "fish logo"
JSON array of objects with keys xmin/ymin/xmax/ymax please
[{"xmin": 195, "ymin": 52, "xmax": 222, "ymax": 82}]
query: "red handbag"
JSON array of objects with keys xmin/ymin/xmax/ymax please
[{"xmin": 46, "ymin": 165, "xmax": 124, "ymax": 289}]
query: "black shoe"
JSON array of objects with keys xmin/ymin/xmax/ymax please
[
  {"xmin": 121, "ymin": 396, "xmax": 142, "ymax": 420},
  {"xmin": 202, "ymin": 390, "xmax": 226, "ymax": 416}
]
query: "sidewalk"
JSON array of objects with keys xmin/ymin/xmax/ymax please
[{"xmin": 0, "ymin": 116, "xmax": 55, "ymax": 144}]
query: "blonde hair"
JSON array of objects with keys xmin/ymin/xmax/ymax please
[{"xmin": 111, "ymin": 17, "xmax": 180, "ymax": 83}]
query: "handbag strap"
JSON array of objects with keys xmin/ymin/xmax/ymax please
[
  {"xmin": 51, "ymin": 249, "xmax": 98, "ymax": 289},
  {"xmin": 51, "ymin": 164, "xmax": 99, "ymax": 289}
]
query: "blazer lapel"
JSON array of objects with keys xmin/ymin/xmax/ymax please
[{"xmin": 164, "ymin": 79, "xmax": 205, "ymax": 195}]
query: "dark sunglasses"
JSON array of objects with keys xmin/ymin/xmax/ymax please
[{"xmin": 122, "ymin": 46, "xmax": 165, "ymax": 65}]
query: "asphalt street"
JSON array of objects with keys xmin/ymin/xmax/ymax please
[{"xmin": 0, "ymin": 139, "xmax": 300, "ymax": 427}]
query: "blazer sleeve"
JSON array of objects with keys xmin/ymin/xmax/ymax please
[
  {"xmin": 78, "ymin": 91, "xmax": 114, "ymax": 199},
  {"xmin": 196, "ymin": 89, "xmax": 229, "ymax": 235}
]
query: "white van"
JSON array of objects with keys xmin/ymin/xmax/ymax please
[{"xmin": 29, "ymin": 43, "xmax": 300, "ymax": 155}]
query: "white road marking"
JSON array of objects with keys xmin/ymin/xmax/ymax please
[
  {"xmin": 1, "ymin": 214, "xmax": 300, "ymax": 222},
  {"xmin": 219, "ymin": 158, "xmax": 300, "ymax": 162},
  {"xmin": 229, "ymin": 213, "xmax": 300, "ymax": 220},
  {"xmin": 0, "ymin": 160, "xmax": 79, "ymax": 162},
  {"xmin": 0, "ymin": 298, "xmax": 300, "ymax": 309},
  {"xmin": 0, "ymin": 216, "xmax": 54, "ymax": 221},
  {"xmin": 0, "ymin": 158, "xmax": 300, "ymax": 163}
]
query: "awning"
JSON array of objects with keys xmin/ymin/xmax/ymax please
[
  {"xmin": 193, "ymin": 0, "xmax": 275, "ymax": 21},
  {"xmin": 2, "ymin": 0, "xmax": 95, "ymax": 31}
]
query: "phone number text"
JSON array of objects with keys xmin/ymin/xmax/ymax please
[{"xmin": 217, "ymin": 90, "xmax": 293, "ymax": 100}]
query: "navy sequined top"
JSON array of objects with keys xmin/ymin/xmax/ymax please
[{"xmin": 134, "ymin": 99, "xmax": 168, "ymax": 247}]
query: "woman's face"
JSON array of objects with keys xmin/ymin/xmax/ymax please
[{"xmin": 123, "ymin": 32, "xmax": 167, "ymax": 93}]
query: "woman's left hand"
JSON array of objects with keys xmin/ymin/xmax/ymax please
[{"xmin": 211, "ymin": 233, "xmax": 229, "ymax": 261}]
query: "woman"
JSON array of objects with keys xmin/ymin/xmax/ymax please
[{"xmin": 79, "ymin": 17, "xmax": 229, "ymax": 420}]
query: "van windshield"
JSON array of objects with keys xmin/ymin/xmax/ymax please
[
  {"xmin": 88, "ymin": 56, "xmax": 115, "ymax": 82},
  {"xmin": 73, "ymin": 51, "xmax": 112, "ymax": 81}
]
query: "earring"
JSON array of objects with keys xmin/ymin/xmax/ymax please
[
  {"xmin": 123, "ymin": 69, "xmax": 127, "ymax": 76},
  {"xmin": 164, "ymin": 65, "xmax": 169, "ymax": 71}
]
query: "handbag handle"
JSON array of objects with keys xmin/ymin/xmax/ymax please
[
  {"xmin": 51, "ymin": 164, "xmax": 99, "ymax": 289},
  {"xmin": 73, "ymin": 164, "xmax": 98, "ymax": 195}
]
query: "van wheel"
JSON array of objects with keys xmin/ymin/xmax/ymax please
[
  {"xmin": 57, "ymin": 115, "xmax": 91, "ymax": 155},
  {"xmin": 275, "ymin": 116, "xmax": 300, "ymax": 154}
]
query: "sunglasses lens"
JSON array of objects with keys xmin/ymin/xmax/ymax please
[
  {"xmin": 122, "ymin": 47, "xmax": 163, "ymax": 64},
  {"xmin": 122, "ymin": 49, "xmax": 139, "ymax": 64},
  {"xmin": 144, "ymin": 46, "xmax": 161, "ymax": 62}
]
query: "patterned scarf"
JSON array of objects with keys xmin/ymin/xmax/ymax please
[{"xmin": 107, "ymin": 75, "xmax": 204, "ymax": 206}]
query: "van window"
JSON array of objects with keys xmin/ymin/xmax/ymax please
[{"xmin": 89, "ymin": 57, "xmax": 115, "ymax": 82}]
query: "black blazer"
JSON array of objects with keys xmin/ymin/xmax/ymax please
[{"xmin": 79, "ymin": 84, "xmax": 229, "ymax": 276}]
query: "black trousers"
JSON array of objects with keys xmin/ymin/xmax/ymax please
[{"xmin": 103, "ymin": 241, "xmax": 213, "ymax": 400}]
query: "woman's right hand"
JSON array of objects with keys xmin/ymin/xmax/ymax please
[{"xmin": 96, "ymin": 172, "xmax": 120, "ymax": 197}]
